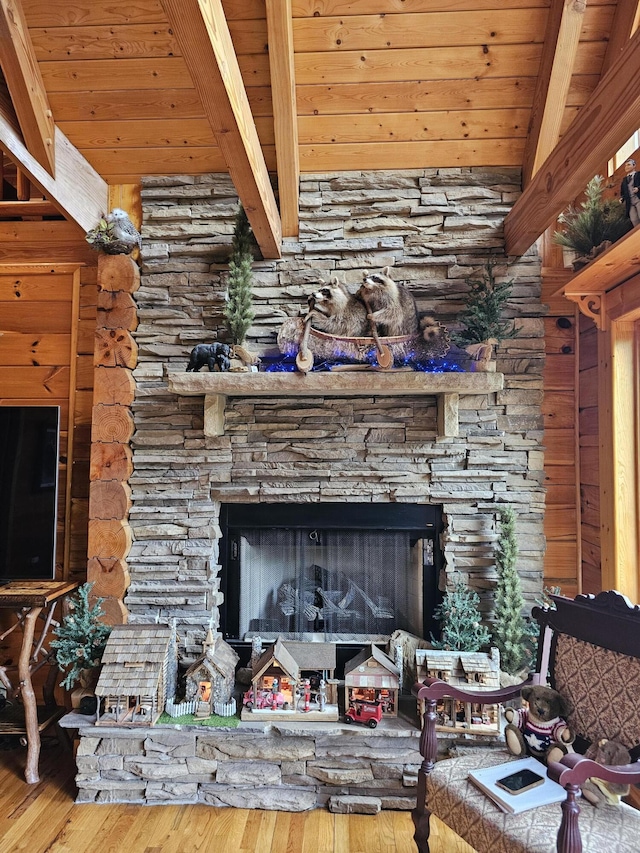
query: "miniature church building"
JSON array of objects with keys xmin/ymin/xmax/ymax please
[
  {"xmin": 184, "ymin": 630, "xmax": 239, "ymax": 715},
  {"xmin": 95, "ymin": 623, "xmax": 175, "ymax": 726},
  {"xmin": 415, "ymin": 647, "xmax": 501, "ymax": 734},
  {"xmin": 344, "ymin": 643, "xmax": 400, "ymax": 717}
]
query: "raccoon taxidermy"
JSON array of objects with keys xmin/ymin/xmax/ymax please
[
  {"xmin": 357, "ymin": 267, "xmax": 419, "ymax": 337},
  {"xmin": 306, "ymin": 277, "xmax": 369, "ymax": 337}
]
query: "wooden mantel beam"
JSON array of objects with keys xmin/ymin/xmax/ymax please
[
  {"xmin": 522, "ymin": 0, "xmax": 585, "ymax": 188},
  {"xmin": 0, "ymin": 0, "xmax": 55, "ymax": 175},
  {"xmin": 160, "ymin": 0, "xmax": 282, "ymax": 259},
  {"xmin": 505, "ymin": 26, "xmax": 640, "ymax": 256}
]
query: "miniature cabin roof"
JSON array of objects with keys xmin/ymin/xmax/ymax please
[
  {"xmin": 96, "ymin": 623, "xmax": 173, "ymax": 697},
  {"xmin": 281, "ymin": 640, "xmax": 336, "ymax": 673},
  {"xmin": 252, "ymin": 637, "xmax": 300, "ymax": 683},
  {"xmin": 344, "ymin": 643, "xmax": 400, "ymax": 688},
  {"xmin": 185, "ymin": 634, "xmax": 239, "ymax": 680}
]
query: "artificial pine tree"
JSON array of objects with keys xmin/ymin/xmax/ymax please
[
  {"xmin": 223, "ymin": 205, "xmax": 255, "ymax": 346},
  {"xmin": 554, "ymin": 175, "xmax": 630, "ymax": 258},
  {"xmin": 51, "ymin": 583, "xmax": 111, "ymax": 690},
  {"xmin": 491, "ymin": 506, "xmax": 535, "ymax": 675},
  {"xmin": 452, "ymin": 260, "xmax": 519, "ymax": 347},
  {"xmin": 431, "ymin": 578, "xmax": 491, "ymax": 652}
]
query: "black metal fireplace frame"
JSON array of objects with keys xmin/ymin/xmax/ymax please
[{"xmin": 219, "ymin": 502, "xmax": 444, "ymax": 657}]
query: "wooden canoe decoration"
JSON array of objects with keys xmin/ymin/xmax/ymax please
[{"xmin": 278, "ymin": 316, "xmax": 450, "ymax": 373}]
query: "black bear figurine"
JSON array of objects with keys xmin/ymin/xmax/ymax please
[{"xmin": 186, "ymin": 343, "xmax": 232, "ymax": 373}]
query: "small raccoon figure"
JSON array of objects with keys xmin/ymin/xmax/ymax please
[
  {"xmin": 357, "ymin": 267, "xmax": 419, "ymax": 337},
  {"xmin": 306, "ymin": 277, "xmax": 369, "ymax": 337}
]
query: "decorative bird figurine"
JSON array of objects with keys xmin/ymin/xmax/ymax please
[{"xmin": 104, "ymin": 208, "xmax": 142, "ymax": 252}]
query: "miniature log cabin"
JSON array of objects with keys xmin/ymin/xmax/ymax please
[{"xmin": 94, "ymin": 624, "xmax": 175, "ymax": 726}]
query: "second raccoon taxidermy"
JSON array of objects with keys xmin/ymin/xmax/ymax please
[
  {"xmin": 357, "ymin": 267, "xmax": 419, "ymax": 337},
  {"xmin": 306, "ymin": 277, "xmax": 369, "ymax": 337}
]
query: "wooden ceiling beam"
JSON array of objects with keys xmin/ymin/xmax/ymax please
[
  {"xmin": 601, "ymin": 0, "xmax": 640, "ymax": 74},
  {"xmin": 160, "ymin": 0, "xmax": 282, "ymax": 259},
  {"xmin": 504, "ymin": 26, "xmax": 640, "ymax": 257},
  {"xmin": 0, "ymin": 102, "xmax": 108, "ymax": 232},
  {"xmin": 522, "ymin": 0, "xmax": 585, "ymax": 187},
  {"xmin": 0, "ymin": 0, "xmax": 55, "ymax": 175},
  {"xmin": 265, "ymin": 0, "xmax": 299, "ymax": 238}
]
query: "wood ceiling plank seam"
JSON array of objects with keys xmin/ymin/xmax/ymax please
[
  {"xmin": 0, "ymin": 0, "xmax": 55, "ymax": 174},
  {"xmin": 522, "ymin": 0, "xmax": 586, "ymax": 188},
  {"xmin": 297, "ymin": 108, "xmax": 531, "ymax": 144},
  {"xmin": 159, "ymin": 0, "xmax": 281, "ymax": 258},
  {"xmin": 292, "ymin": 43, "xmax": 604, "ymax": 85},
  {"xmin": 297, "ymin": 137, "xmax": 524, "ymax": 171},
  {"xmin": 290, "ymin": 1, "xmax": 576, "ymax": 16},
  {"xmin": 266, "ymin": 0, "xmax": 300, "ymax": 238},
  {"xmin": 289, "ymin": 8, "xmax": 612, "ymax": 52},
  {"xmin": 504, "ymin": 26, "xmax": 640, "ymax": 255}
]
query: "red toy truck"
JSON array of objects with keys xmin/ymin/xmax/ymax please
[{"xmin": 344, "ymin": 699, "xmax": 383, "ymax": 728}]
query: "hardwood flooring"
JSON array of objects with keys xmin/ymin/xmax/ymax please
[{"xmin": 0, "ymin": 735, "xmax": 476, "ymax": 853}]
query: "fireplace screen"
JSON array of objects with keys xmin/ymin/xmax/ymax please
[{"xmin": 221, "ymin": 504, "xmax": 441, "ymax": 643}]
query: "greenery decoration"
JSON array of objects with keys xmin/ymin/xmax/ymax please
[
  {"xmin": 553, "ymin": 175, "xmax": 630, "ymax": 257},
  {"xmin": 51, "ymin": 583, "xmax": 111, "ymax": 690},
  {"xmin": 223, "ymin": 205, "xmax": 255, "ymax": 346},
  {"xmin": 431, "ymin": 578, "xmax": 491, "ymax": 652},
  {"xmin": 452, "ymin": 260, "xmax": 519, "ymax": 347},
  {"xmin": 492, "ymin": 506, "xmax": 536, "ymax": 675}
]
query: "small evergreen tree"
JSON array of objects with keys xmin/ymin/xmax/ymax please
[
  {"xmin": 492, "ymin": 506, "xmax": 535, "ymax": 675},
  {"xmin": 452, "ymin": 260, "xmax": 519, "ymax": 347},
  {"xmin": 223, "ymin": 205, "xmax": 255, "ymax": 345},
  {"xmin": 431, "ymin": 578, "xmax": 491, "ymax": 652},
  {"xmin": 51, "ymin": 583, "xmax": 111, "ymax": 690},
  {"xmin": 554, "ymin": 175, "xmax": 630, "ymax": 256}
]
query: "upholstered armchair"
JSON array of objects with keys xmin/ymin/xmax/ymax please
[{"xmin": 412, "ymin": 590, "xmax": 640, "ymax": 853}]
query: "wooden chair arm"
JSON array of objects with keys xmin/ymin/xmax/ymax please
[
  {"xmin": 548, "ymin": 753, "xmax": 640, "ymax": 788},
  {"xmin": 412, "ymin": 675, "xmax": 532, "ymax": 705}
]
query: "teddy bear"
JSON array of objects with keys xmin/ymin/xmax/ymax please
[
  {"xmin": 504, "ymin": 685, "xmax": 574, "ymax": 763},
  {"xmin": 581, "ymin": 738, "xmax": 632, "ymax": 807}
]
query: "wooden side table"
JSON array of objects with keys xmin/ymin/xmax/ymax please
[{"xmin": 0, "ymin": 581, "xmax": 79, "ymax": 783}]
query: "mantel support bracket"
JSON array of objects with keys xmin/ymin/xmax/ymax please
[{"xmin": 563, "ymin": 291, "xmax": 607, "ymax": 330}]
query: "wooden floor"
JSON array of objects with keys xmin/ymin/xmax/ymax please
[{"xmin": 0, "ymin": 735, "xmax": 475, "ymax": 853}]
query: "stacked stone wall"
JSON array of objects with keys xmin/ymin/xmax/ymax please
[
  {"xmin": 74, "ymin": 721, "xmax": 422, "ymax": 811},
  {"xmin": 129, "ymin": 168, "xmax": 545, "ymax": 658}
]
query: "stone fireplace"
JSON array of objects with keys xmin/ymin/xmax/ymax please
[{"xmin": 72, "ymin": 168, "xmax": 546, "ymax": 810}]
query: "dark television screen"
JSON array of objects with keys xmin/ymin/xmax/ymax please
[{"xmin": 0, "ymin": 406, "xmax": 60, "ymax": 582}]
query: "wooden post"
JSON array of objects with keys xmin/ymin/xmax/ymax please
[{"xmin": 88, "ymin": 253, "xmax": 139, "ymax": 624}]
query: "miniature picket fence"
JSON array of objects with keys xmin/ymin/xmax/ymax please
[
  {"xmin": 213, "ymin": 698, "xmax": 237, "ymax": 717},
  {"xmin": 165, "ymin": 698, "xmax": 198, "ymax": 718}
]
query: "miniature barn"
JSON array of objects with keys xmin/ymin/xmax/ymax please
[
  {"xmin": 415, "ymin": 648, "xmax": 501, "ymax": 735},
  {"xmin": 241, "ymin": 636, "xmax": 339, "ymax": 721},
  {"xmin": 344, "ymin": 644, "xmax": 400, "ymax": 717},
  {"xmin": 184, "ymin": 629, "xmax": 239, "ymax": 714},
  {"xmin": 94, "ymin": 624, "xmax": 174, "ymax": 726}
]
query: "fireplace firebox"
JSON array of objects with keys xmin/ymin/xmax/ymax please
[{"xmin": 219, "ymin": 503, "xmax": 443, "ymax": 651}]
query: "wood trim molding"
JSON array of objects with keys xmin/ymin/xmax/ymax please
[
  {"xmin": 265, "ymin": 0, "xmax": 299, "ymax": 238},
  {"xmin": 522, "ymin": 0, "xmax": 585, "ymax": 187},
  {"xmin": 597, "ymin": 320, "xmax": 639, "ymax": 602},
  {"xmin": 0, "ymin": 0, "xmax": 55, "ymax": 175},
  {"xmin": 160, "ymin": 0, "xmax": 282, "ymax": 259},
  {"xmin": 505, "ymin": 27, "xmax": 640, "ymax": 256}
]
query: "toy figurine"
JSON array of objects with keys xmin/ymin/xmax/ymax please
[
  {"xmin": 186, "ymin": 342, "xmax": 232, "ymax": 373},
  {"xmin": 620, "ymin": 158, "xmax": 640, "ymax": 227}
]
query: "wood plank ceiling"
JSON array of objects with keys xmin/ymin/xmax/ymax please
[{"xmin": 0, "ymin": 0, "xmax": 636, "ymax": 257}]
